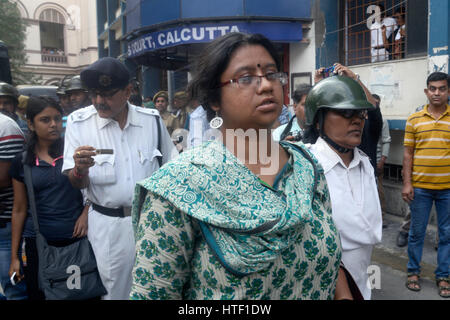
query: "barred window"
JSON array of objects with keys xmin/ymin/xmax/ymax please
[
  {"xmin": 39, "ymin": 8, "xmax": 66, "ymax": 61},
  {"xmin": 39, "ymin": 9, "xmax": 65, "ymax": 24},
  {"xmin": 342, "ymin": 0, "xmax": 428, "ymax": 66}
]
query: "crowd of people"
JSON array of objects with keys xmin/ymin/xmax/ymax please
[
  {"xmin": 0, "ymin": 32, "xmax": 448, "ymax": 300},
  {"xmin": 41, "ymin": 48, "xmax": 65, "ymax": 56}
]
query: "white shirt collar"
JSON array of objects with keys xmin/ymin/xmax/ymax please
[{"xmin": 313, "ymin": 137, "xmax": 364, "ymax": 173}]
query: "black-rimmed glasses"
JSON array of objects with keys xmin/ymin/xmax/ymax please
[{"xmin": 219, "ymin": 72, "xmax": 288, "ymax": 89}]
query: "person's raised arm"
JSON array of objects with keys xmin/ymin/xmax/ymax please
[{"xmin": 332, "ymin": 63, "xmax": 377, "ymax": 107}]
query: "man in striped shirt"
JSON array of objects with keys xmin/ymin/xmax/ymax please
[
  {"xmin": 402, "ymin": 72, "xmax": 449, "ymax": 298},
  {"xmin": 0, "ymin": 113, "xmax": 26, "ymax": 299}
]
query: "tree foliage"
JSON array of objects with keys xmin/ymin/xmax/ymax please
[{"xmin": 0, "ymin": 0, "xmax": 40, "ymax": 84}]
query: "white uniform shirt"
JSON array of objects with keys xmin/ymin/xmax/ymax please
[
  {"xmin": 187, "ymin": 105, "xmax": 210, "ymax": 148},
  {"xmin": 62, "ymin": 103, "xmax": 178, "ymax": 208},
  {"xmin": 370, "ymin": 17, "xmax": 397, "ymax": 48},
  {"xmin": 309, "ymin": 137, "xmax": 382, "ymax": 299},
  {"xmin": 370, "ymin": 17, "xmax": 397, "ymax": 63}
]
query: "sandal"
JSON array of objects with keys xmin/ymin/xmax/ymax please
[
  {"xmin": 436, "ymin": 278, "xmax": 450, "ymax": 298},
  {"xmin": 405, "ymin": 274, "xmax": 421, "ymax": 292}
]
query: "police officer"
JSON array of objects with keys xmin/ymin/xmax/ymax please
[
  {"xmin": 56, "ymin": 78, "xmax": 71, "ymax": 115},
  {"xmin": 0, "ymin": 82, "xmax": 27, "ymax": 133},
  {"xmin": 65, "ymin": 75, "xmax": 91, "ymax": 112},
  {"xmin": 304, "ymin": 73, "xmax": 382, "ymax": 300},
  {"xmin": 153, "ymin": 90, "xmax": 171, "ymax": 128},
  {"xmin": 62, "ymin": 57, "xmax": 177, "ymax": 300}
]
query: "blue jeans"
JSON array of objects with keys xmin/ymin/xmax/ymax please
[
  {"xmin": 0, "ymin": 222, "xmax": 28, "ymax": 300},
  {"xmin": 407, "ymin": 188, "xmax": 450, "ymax": 279}
]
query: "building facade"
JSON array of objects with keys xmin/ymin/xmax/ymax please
[
  {"xmin": 12, "ymin": 0, "xmax": 99, "ymax": 85},
  {"xmin": 98, "ymin": 0, "xmax": 314, "ymax": 102},
  {"xmin": 317, "ymin": 0, "xmax": 449, "ymax": 219},
  {"xmin": 97, "ymin": 0, "xmax": 448, "ymax": 218}
]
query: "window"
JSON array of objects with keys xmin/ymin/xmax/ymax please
[
  {"xmin": 341, "ymin": 0, "xmax": 428, "ymax": 66},
  {"xmin": 39, "ymin": 9, "xmax": 66, "ymax": 63}
]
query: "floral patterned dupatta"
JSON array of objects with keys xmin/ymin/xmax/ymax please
[{"xmin": 132, "ymin": 140, "xmax": 323, "ymax": 276}]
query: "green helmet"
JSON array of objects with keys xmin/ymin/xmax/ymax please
[
  {"xmin": 0, "ymin": 82, "xmax": 19, "ymax": 104},
  {"xmin": 65, "ymin": 75, "xmax": 87, "ymax": 93},
  {"xmin": 304, "ymin": 75, "xmax": 375, "ymax": 126}
]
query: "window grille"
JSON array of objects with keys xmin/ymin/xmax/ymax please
[
  {"xmin": 39, "ymin": 9, "xmax": 65, "ymax": 24},
  {"xmin": 343, "ymin": 0, "xmax": 407, "ymax": 65}
]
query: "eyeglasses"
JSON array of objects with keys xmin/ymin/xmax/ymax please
[
  {"xmin": 219, "ymin": 72, "xmax": 288, "ymax": 89},
  {"xmin": 332, "ymin": 109, "xmax": 368, "ymax": 120},
  {"xmin": 88, "ymin": 88, "xmax": 121, "ymax": 99}
]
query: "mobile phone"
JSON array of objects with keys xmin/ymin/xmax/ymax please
[
  {"xmin": 95, "ymin": 149, "xmax": 114, "ymax": 155},
  {"xmin": 10, "ymin": 272, "xmax": 19, "ymax": 286},
  {"xmin": 322, "ymin": 65, "xmax": 336, "ymax": 78}
]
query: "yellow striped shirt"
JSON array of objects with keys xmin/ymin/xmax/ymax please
[{"xmin": 404, "ymin": 104, "xmax": 450, "ymax": 189}]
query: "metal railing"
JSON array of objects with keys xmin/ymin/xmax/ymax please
[{"xmin": 41, "ymin": 54, "xmax": 67, "ymax": 64}]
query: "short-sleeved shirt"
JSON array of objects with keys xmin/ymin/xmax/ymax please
[
  {"xmin": 0, "ymin": 114, "xmax": 25, "ymax": 223},
  {"xmin": 403, "ymin": 104, "xmax": 450, "ymax": 190},
  {"xmin": 62, "ymin": 103, "xmax": 178, "ymax": 208},
  {"xmin": 10, "ymin": 153, "xmax": 84, "ymax": 241}
]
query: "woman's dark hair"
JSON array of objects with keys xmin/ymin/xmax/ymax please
[
  {"xmin": 25, "ymin": 96, "xmax": 64, "ymax": 165},
  {"xmin": 187, "ymin": 32, "xmax": 281, "ymax": 121}
]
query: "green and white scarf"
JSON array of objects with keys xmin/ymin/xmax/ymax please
[{"xmin": 133, "ymin": 139, "xmax": 322, "ymax": 276}]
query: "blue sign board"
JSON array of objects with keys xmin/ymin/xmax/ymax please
[{"xmin": 127, "ymin": 21, "xmax": 303, "ymax": 58}]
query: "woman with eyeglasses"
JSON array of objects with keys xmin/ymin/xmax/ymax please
[
  {"xmin": 130, "ymin": 33, "xmax": 353, "ymax": 300},
  {"xmin": 303, "ymin": 65, "xmax": 382, "ymax": 300}
]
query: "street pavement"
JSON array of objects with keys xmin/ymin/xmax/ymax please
[
  {"xmin": 371, "ymin": 213, "xmax": 447, "ymax": 300},
  {"xmin": 1, "ymin": 213, "xmax": 446, "ymax": 301}
]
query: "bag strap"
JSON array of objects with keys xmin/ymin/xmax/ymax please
[
  {"xmin": 22, "ymin": 151, "xmax": 41, "ymax": 234},
  {"xmin": 279, "ymin": 115, "xmax": 297, "ymax": 141}
]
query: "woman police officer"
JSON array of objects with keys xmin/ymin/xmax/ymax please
[{"xmin": 303, "ymin": 74, "xmax": 383, "ymax": 300}]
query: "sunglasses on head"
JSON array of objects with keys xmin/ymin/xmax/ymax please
[{"xmin": 331, "ymin": 109, "xmax": 368, "ymax": 119}]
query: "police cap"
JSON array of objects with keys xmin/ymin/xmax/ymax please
[
  {"xmin": 153, "ymin": 90, "xmax": 168, "ymax": 103},
  {"xmin": 80, "ymin": 57, "xmax": 130, "ymax": 91}
]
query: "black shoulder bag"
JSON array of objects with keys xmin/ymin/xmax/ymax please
[{"xmin": 23, "ymin": 158, "xmax": 106, "ymax": 300}]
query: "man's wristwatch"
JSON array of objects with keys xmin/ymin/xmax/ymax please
[{"xmin": 354, "ymin": 73, "xmax": 360, "ymax": 81}]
